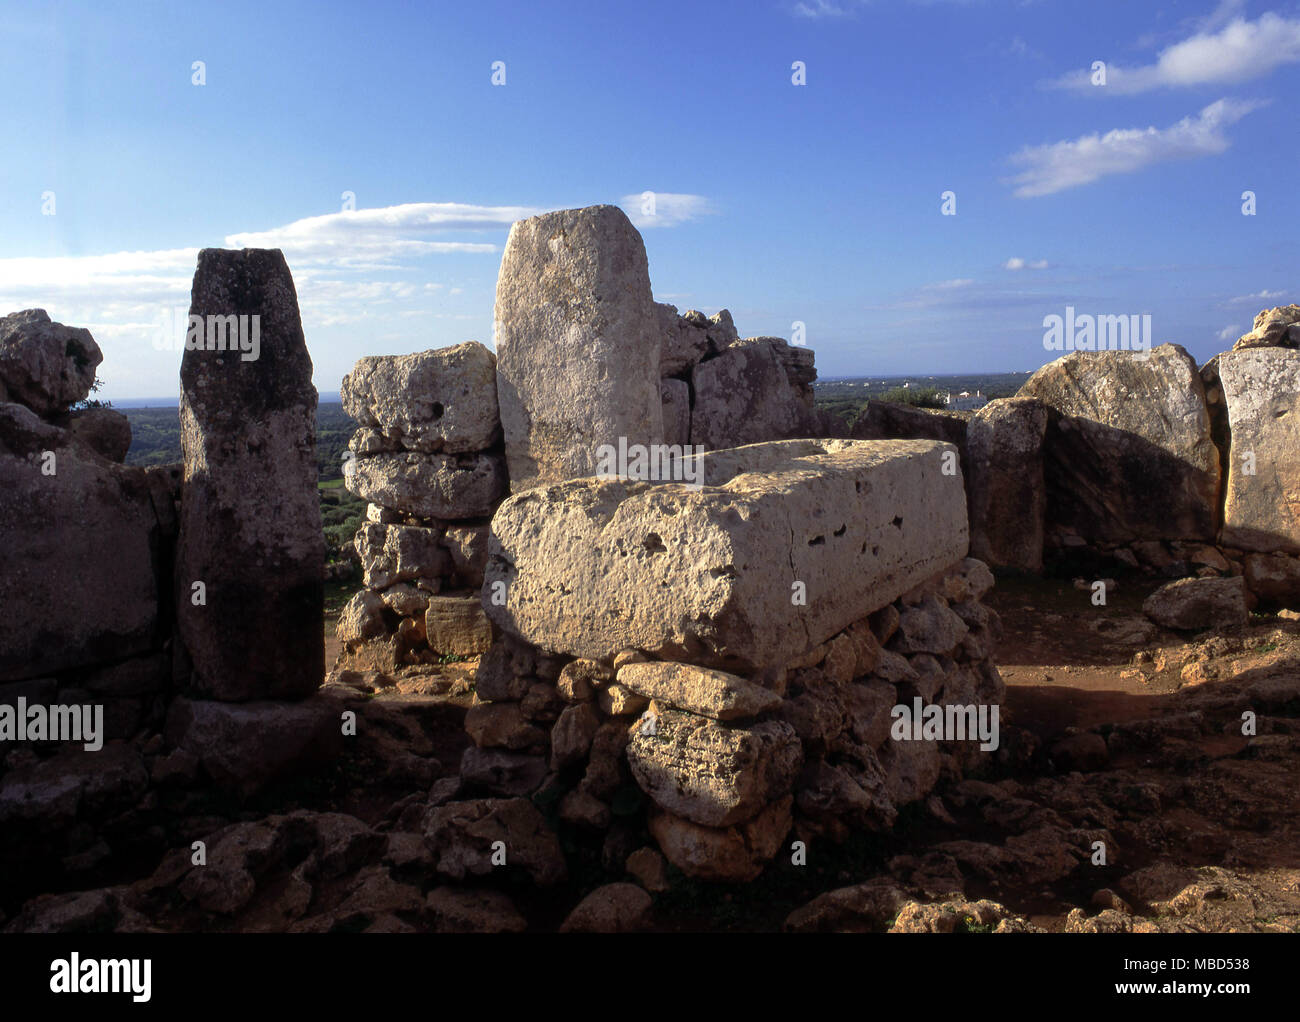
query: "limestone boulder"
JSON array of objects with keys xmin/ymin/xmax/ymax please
[
  {"xmin": 625, "ymin": 710, "xmax": 802, "ymax": 827},
  {"xmin": 1243, "ymin": 554, "xmax": 1300, "ymax": 607},
  {"xmin": 616, "ymin": 661, "xmax": 781, "ymax": 720},
  {"xmin": 966, "ymin": 398, "xmax": 1048, "ymax": 573},
  {"xmin": 341, "ymin": 342, "xmax": 500, "ymax": 453},
  {"xmin": 64, "ymin": 407, "xmax": 132, "ymax": 463},
  {"xmin": 648, "ymin": 795, "xmax": 792, "ymax": 883},
  {"xmin": 164, "ymin": 695, "xmax": 346, "ymax": 795},
  {"xmin": 346, "ymin": 450, "xmax": 507, "ymax": 520},
  {"xmin": 0, "ymin": 404, "xmax": 164, "ymax": 683},
  {"xmin": 355, "ymin": 522, "xmax": 449, "ymax": 589},
  {"xmin": 690, "ymin": 339, "xmax": 817, "ymax": 449},
  {"xmin": 493, "ymin": 205, "xmax": 663, "ymax": 489},
  {"xmin": 484, "ymin": 438, "xmax": 969, "ymax": 671},
  {"xmin": 422, "ymin": 797, "xmax": 566, "ymax": 885},
  {"xmin": 1217, "ymin": 348, "xmax": 1300, "ymax": 553},
  {"xmin": 425, "ymin": 594, "xmax": 494, "ymax": 656},
  {"xmin": 1142, "ymin": 576, "xmax": 1248, "ymax": 630},
  {"xmin": 1233, "ymin": 305, "xmax": 1300, "ymax": 350},
  {"xmin": 0, "ymin": 309, "xmax": 102, "ymax": 417},
  {"xmin": 1017, "ymin": 344, "xmax": 1219, "ymax": 543},
  {"xmin": 175, "ymin": 248, "xmax": 324, "ymax": 701}
]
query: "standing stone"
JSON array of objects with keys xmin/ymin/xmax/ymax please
[
  {"xmin": 1017, "ymin": 344, "xmax": 1219, "ymax": 543},
  {"xmin": 966, "ymin": 398, "xmax": 1048, "ymax": 573},
  {"xmin": 175, "ymin": 248, "xmax": 324, "ymax": 701},
  {"xmin": 1217, "ymin": 348, "xmax": 1300, "ymax": 554},
  {"xmin": 493, "ymin": 205, "xmax": 663, "ymax": 490}
]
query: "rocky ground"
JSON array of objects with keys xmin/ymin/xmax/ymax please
[{"xmin": 5, "ymin": 575, "xmax": 1299, "ymax": 934}]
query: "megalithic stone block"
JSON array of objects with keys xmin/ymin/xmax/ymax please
[
  {"xmin": 483, "ymin": 438, "xmax": 968, "ymax": 672},
  {"xmin": 493, "ymin": 204, "xmax": 664, "ymax": 490},
  {"xmin": 175, "ymin": 248, "xmax": 324, "ymax": 701}
]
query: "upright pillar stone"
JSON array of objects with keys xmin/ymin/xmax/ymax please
[
  {"xmin": 176, "ymin": 248, "xmax": 324, "ymax": 700},
  {"xmin": 493, "ymin": 205, "xmax": 663, "ymax": 490}
]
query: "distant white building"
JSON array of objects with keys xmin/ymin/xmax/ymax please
[{"xmin": 944, "ymin": 390, "xmax": 988, "ymax": 411}]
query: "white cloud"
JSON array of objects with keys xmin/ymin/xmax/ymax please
[
  {"xmin": 620, "ymin": 193, "xmax": 716, "ymax": 228},
  {"xmin": 1004, "ymin": 258, "xmax": 1049, "ymax": 270},
  {"xmin": 1226, "ymin": 288, "xmax": 1287, "ymax": 304},
  {"xmin": 1217, "ymin": 324, "xmax": 1242, "ymax": 341},
  {"xmin": 1007, "ymin": 98, "xmax": 1262, "ymax": 198},
  {"xmin": 225, "ymin": 202, "xmax": 539, "ymax": 267},
  {"xmin": 1050, "ymin": 12, "xmax": 1300, "ymax": 94},
  {"xmin": 791, "ymin": 0, "xmax": 858, "ymax": 18}
]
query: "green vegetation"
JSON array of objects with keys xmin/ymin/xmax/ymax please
[{"xmin": 878, "ymin": 385, "xmax": 945, "ymax": 409}]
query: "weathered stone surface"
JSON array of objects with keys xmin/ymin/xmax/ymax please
[
  {"xmin": 967, "ymin": 398, "xmax": 1048, "ymax": 573},
  {"xmin": 1233, "ymin": 305, "xmax": 1300, "ymax": 350},
  {"xmin": 658, "ymin": 303, "xmax": 712, "ymax": 377},
  {"xmin": 425, "ymin": 595, "xmax": 494, "ymax": 656},
  {"xmin": 175, "ymin": 248, "xmax": 324, "ymax": 701},
  {"xmin": 345, "ymin": 450, "xmax": 507, "ymax": 520},
  {"xmin": 0, "ymin": 744, "xmax": 146, "ymax": 827},
  {"xmin": 1017, "ymin": 344, "xmax": 1220, "ymax": 543},
  {"xmin": 443, "ymin": 523, "xmax": 490, "ymax": 587},
  {"xmin": 783, "ymin": 878, "xmax": 911, "ymax": 933},
  {"xmin": 336, "ymin": 590, "xmax": 387, "ymax": 644},
  {"xmin": 64, "ymin": 408, "xmax": 132, "ymax": 463},
  {"xmin": 1142, "ymin": 576, "xmax": 1248, "ymax": 630},
  {"xmin": 485, "ymin": 438, "xmax": 969, "ymax": 671},
  {"xmin": 891, "ymin": 596, "xmax": 969, "ymax": 655},
  {"xmin": 464, "ymin": 701, "xmax": 547, "ymax": 751},
  {"xmin": 550, "ymin": 703, "xmax": 601, "ymax": 769},
  {"xmin": 422, "ymin": 797, "xmax": 566, "ymax": 885},
  {"xmin": 458, "ymin": 747, "xmax": 548, "ymax": 796},
  {"xmin": 163, "ymin": 695, "xmax": 346, "ymax": 795},
  {"xmin": 426, "ymin": 886, "xmax": 527, "ymax": 933},
  {"xmin": 851, "ymin": 400, "xmax": 968, "ymax": 449},
  {"xmin": 494, "ymin": 205, "xmax": 663, "ymax": 489},
  {"xmin": 0, "ymin": 404, "xmax": 164, "ymax": 683},
  {"xmin": 616, "ymin": 661, "xmax": 781, "ymax": 721},
  {"xmin": 690, "ymin": 339, "xmax": 816, "ymax": 449},
  {"xmin": 0, "ymin": 309, "xmax": 102, "ymax": 417},
  {"xmin": 626, "ymin": 710, "xmax": 801, "ymax": 827},
  {"xmin": 558, "ymin": 883, "xmax": 652, "ymax": 933},
  {"xmin": 648, "ymin": 795, "xmax": 792, "ymax": 883},
  {"xmin": 661, "ymin": 378, "xmax": 691, "ymax": 448},
  {"xmin": 355, "ymin": 522, "xmax": 449, "ymax": 589},
  {"xmin": 1243, "ymin": 554, "xmax": 1300, "ymax": 607},
  {"xmin": 341, "ymin": 342, "xmax": 500, "ymax": 453},
  {"xmin": 1217, "ymin": 349, "xmax": 1300, "ymax": 554}
]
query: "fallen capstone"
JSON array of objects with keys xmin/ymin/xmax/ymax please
[
  {"xmin": 1142, "ymin": 576, "xmax": 1249, "ymax": 631},
  {"xmin": 1018, "ymin": 344, "xmax": 1220, "ymax": 543},
  {"xmin": 0, "ymin": 404, "xmax": 165, "ymax": 682},
  {"xmin": 493, "ymin": 205, "xmax": 664, "ymax": 490},
  {"xmin": 345, "ymin": 449, "xmax": 507, "ymax": 520},
  {"xmin": 1217, "ymin": 348, "xmax": 1300, "ymax": 554},
  {"xmin": 484, "ymin": 438, "xmax": 968, "ymax": 671},
  {"xmin": 340, "ymin": 342, "xmax": 500, "ymax": 453},
  {"xmin": 0, "ymin": 309, "xmax": 103, "ymax": 418},
  {"xmin": 175, "ymin": 248, "xmax": 324, "ymax": 701}
]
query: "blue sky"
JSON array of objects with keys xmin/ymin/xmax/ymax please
[{"xmin": 1, "ymin": 0, "xmax": 1297, "ymax": 399}]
